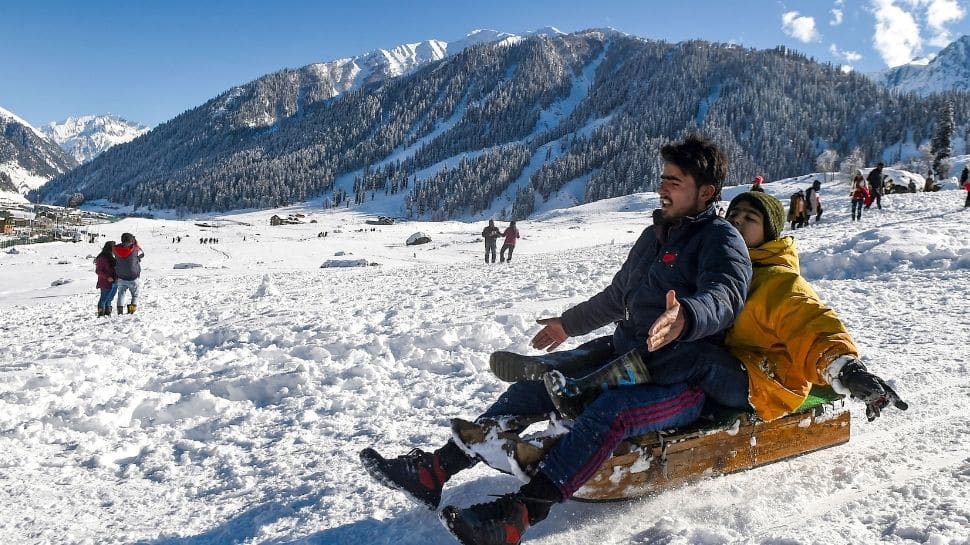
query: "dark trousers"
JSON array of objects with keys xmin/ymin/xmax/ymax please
[
  {"xmin": 500, "ymin": 243, "xmax": 514, "ymax": 262},
  {"xmin": 965, "ymin": 191, "xmax": 970, "ymax": 208},
  {"xmin": 851, "ymin": 199, "xmax": 864, "ymax": 220},
  {"xmin": 485, "ymin": 241, "xmax": 497, "ymax": 263}
]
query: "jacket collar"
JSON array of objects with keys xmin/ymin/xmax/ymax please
[
  {"xmin": 652, "ymin": 204, "xmax": 719, "ymax": 243},
  {"xmin": 749, "ymin": 236, "xmax": 800, "ymax": 273}
]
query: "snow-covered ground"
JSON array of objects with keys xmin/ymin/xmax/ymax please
[{"xmin": 1, "ymin": 173, "xmax": 969, "ymax": 545}]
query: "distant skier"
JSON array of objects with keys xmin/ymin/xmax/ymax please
[
  {"xmin": 481, "ymin": 220, "xmax": 501, "ymax": 264},
  {"xmin": 500, "ymin": 221, "xmax": 520, "ymax": 263},
  {"xmin": 865, "ymin": 163, "xmax": 885, "ymax": 210},
  {"xmin": 94, "ymin": 241, "xmax": 117, "ymax": 317},
  {"xmin": 112, "ymin": 233, "xmax": 144, "ymax": 314}
]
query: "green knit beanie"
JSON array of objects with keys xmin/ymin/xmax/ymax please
[{"xmin": 727, "ymin": 191, "xmax": 785, "ymax": 242}]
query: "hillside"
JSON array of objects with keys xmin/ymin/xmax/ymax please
[{"xmin": 33, "ymin": 31, "xmax": 970, "ymax": 219}]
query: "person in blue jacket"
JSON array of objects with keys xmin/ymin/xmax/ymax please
[{"xmin": 360, "ymin": 135, "xmax": 752, "ymax": 545}]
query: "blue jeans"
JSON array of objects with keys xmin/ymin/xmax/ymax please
[
  {"xmin": 851, "ymin": 199, "xmax": 864, "ymax": 218},
  {"xmin": 115, "ymin": 278, "xmax": 140, "ymax": 306},
  {"xmin": 98, "ymin": 284, "xmax": 118, "ymax": 308},
  {"xmin": 478, "ymin": 380, "xmax": 704, "ymax": 498}
]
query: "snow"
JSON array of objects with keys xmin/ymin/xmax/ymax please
[
  {"xmin": 1, "ymin": 172, "xmax": 969, "ymax": 544},
  {"xmin": 0, "ymin": 160, "xmax": 51, "ymax": 195},
  {"xmin": 0, "ymin": 105, "xmax": 48, "ymax": 140}
]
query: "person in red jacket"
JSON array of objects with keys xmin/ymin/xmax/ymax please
[
  {"xmin": 850, "ymin": 174, "xmax": 870, "ymax": 221},
  {"xmin": 112, "ymin": 232, "xmax": 145, "ymax": 314},
  {"xmin": 500, "ymin": 221, "xmax": 520, "ymax": 263},
  {"xmin": 94, "ymin": 241, "xmax": 117, "ymax": 317}
]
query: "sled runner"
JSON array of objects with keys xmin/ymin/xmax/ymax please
[{"xmin": 452, "ymin": 386, "xmax": 850, "ymax": 501}]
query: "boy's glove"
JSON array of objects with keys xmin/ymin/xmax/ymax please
[{"xmin": 836, "ymin": 359, "xmax": 909, "ymax": 421}]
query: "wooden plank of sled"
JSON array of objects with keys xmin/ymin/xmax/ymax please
[{"xmin": 572, "ymin": 406, "xmax": 851, "ymax": 502}]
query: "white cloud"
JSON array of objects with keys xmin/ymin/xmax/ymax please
[
  {"xmin": 782, "ymin": 11, "xmax": 821, "ymax": 42},
  {"xmin": 830, "ymin": 43, "xmax": 864, "ymax": 62},
  {"xmin": 925, "ymin": 0, "xmax": 966, "ymax": 46},
  {"xmin": 831, "ymin": 8, "xmax": 845, "ymax": 25},
  {"xmin": 871, "ymin": 0, "xmax": 923, "ymax": 66}
]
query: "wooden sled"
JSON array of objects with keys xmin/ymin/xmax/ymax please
[{"xmin": 453, "ymin": 386, "xmax": 850, "ymax": 502}]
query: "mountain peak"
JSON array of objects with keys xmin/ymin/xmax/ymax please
[
  {"xmin": 875, "ymin": 34, "xmax": 970, "ymax": 95},
  {"xmin": 41, "ymin": 114, "xmax": 149, "ymax": 164}
]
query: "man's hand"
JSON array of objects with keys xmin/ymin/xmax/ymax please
[
  {"xmin": 838, "ymin": 359, "xmax": 909, "ymax": 421},
  {"xmin": 647, "ymin": 290, "xmax": 685, "ymax": 352},
  {"xmin": 531, "ymin": 317, "xmax": 569, "ymax": 352}
]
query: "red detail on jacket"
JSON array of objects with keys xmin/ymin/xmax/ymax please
[{"xmin": 662, "ymin": 252, "xmax": 676, "ymax": 265}]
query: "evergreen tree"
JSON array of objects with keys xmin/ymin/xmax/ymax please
[{"xmin": 931, "ymin": 100, "xmax": 954, "ymax": 178}]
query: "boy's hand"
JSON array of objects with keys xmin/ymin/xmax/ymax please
[{"xmin": 647, "ymin": 290, "xmax": 685, "ymax": 352}]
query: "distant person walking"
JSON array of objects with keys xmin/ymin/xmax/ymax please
[
  {"xmin": 500, "ymin": 220, "xmax": 520, "ymax": 263},
  {"xmin": 961, "ymin": 165, "xmax": 970, "ymax": 208},
  {"xmin": 805, "ymin": 179, "xmax": 823, "ymax": 223},
  {"xmin": 865, "ymin": 163, "xmax": 885, "ymax": 210},
  {"xmin": 113, "ymin": 233, "xmax": 144, "ymax": 314},
  {"xmin": 750, "ymin": 175, "xmax": 765, "ymax": 192},
  {"xmin": 482, "ymin": 220, "xmax": 501, "ymax": 264},
  {"xmin": 850, "ymin": 174, "xmax": 870, "ymax": 221},
  {"xmin": 787, "ymin": 189, "xmax": 808, "ymax": 229},
  {"xmin": 94, "ymin": 241, "xmax": 117, "ymax": 317}
]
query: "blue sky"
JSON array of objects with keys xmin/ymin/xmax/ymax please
[{"xmin": 2, "ymin": 0, "xmax": 967, "ymax": 128}]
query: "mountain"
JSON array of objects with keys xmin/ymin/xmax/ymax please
[
  {"xmin": 0, "ymin": 105, "xmax": 77, "ymax": 197},
  {"xmin": 33, "ymin": 30, "xmax": 970, "ymax": 218},
  {"xmin": 41, "ymin": 114, "xmax": 149, "ymax": 164},
  {"xmin": 878, "ymin": 35, "xmax": 970, "ymax": 95}
]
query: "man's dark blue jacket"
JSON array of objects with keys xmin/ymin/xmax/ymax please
[{"xmin": 560, "ymin": 204, "xmax": 752, "ymax": 355}]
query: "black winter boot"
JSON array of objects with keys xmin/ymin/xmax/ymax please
[
  {"xmin": 104, "ymin": 305, "xmax": 112, "ymax": 316},
  {"xmin": 440, "ymin": 494, "xmax": 532, "ymax": 545},
  {"xmin": 488, "ymin": 336, "xmax": 614, "ymax": 382},
  {"xmin": 359, "ymin": 441, "xmax": 473, "ymax": 509},
  {"xmin": 117, "ymin": 305, "xmax": 124, "ymax": 315},
  {"xmin": 97, "ymin": 307, "xmax": 105, "ymax": 317}
]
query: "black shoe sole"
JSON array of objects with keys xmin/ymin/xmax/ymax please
[
  {"xmin": 359, "ymin": 448, "xmax": 438, "ymax": 510},
  {"xmin": 440, "ymin": 506, "xmax": 478, "ymax": 545},
  {"xmin": 489, "ymin": 352, "xmax": 552, "ymax": 382}
]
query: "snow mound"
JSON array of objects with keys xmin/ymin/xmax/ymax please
[
  {"xmin": 252, "ymin": 274, "xmax": 282, "ymax": 298},
  {"xmin": 321, "ymin": 259, "xmax": 370, "ymax": 268}
]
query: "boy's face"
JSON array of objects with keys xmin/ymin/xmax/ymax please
[
  {"xmin": 726, "ymin": 200, "xmax": 766, "ymax": 248},
  {"xmin": 658, "ymin": 163, "xmax": 715, "ymax": 221}
]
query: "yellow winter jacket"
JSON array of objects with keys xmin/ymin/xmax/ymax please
[{"xmin": 724, "ymin": 237, "xmax": 858, "ymax": 421}]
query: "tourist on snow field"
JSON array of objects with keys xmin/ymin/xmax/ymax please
[
  {"xmin": 788, "ymin": 189, "xmax": 808, "ymax": 229},
  {"xmin": 481, "ymin": 220, "xmax": 501, "ymax": 264},
  {"xmin": 94, "ymin": 241, "xmax": 117, "ymax": 317},
  {"xmin": 721, "ymin": 192, "xmax": 906, "ymax": 422},
  {"xmin": 360, "ymin": 134, "xmax": 754, "ymax": 545},
  {"xmin": 850, "ymin": 174, "xmax": 869, "ymax": 221},
  {"xmin": 112, "ymin": 233, "xmax": 144, "ymax": 314},
  {"xmin": 805, "ymin": 179, "xmax": 823, "ymax": 224},
  {"xmin": 500, "ymin": 221, "xmax": 519, "ymax": 263},
  {"xmin": 865, "ymin": 163, "xmax": 885, "ymax": 210},
  {"xmin": 750, "ymin": 175, "xmax": 765, "ymax": 192}
]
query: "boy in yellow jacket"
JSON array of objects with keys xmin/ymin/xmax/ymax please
[{"xmin": 724, "ymin": 191, "xmax": 907, "ymax": 421}]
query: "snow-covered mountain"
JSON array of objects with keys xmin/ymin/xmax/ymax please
[
  {"xmin": 877, "ymin": 34, "xmax": 970, "ymax": 95},
  {"xmin": 0, "ymin": 105, "xmax": 76, "ymax": 199},
  {"xmin": 213, "ymin": 28, "xmax": 527, "ymax": 130},
  {"xmin": 41, "ymin": 114, "xmax": 149, "ymax": 164}
]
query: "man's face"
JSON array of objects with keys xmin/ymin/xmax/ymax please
[
  {"xmin": 658, "ymin": 163, "xmax": 715, "ymax": 221},
  {"xmin": 726, "ymin": 200, "xmax": 765, "ymax": 249}
]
